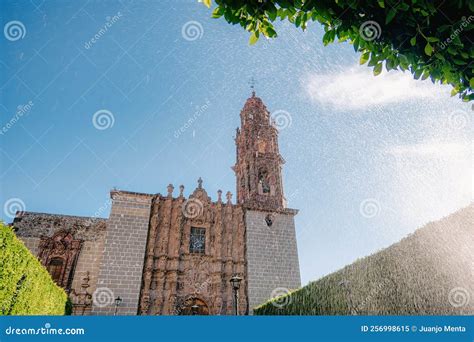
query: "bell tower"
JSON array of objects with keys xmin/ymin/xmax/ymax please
[
  {"xmin": 234, "ymin": 91, "xmax": 301, "ymax": 312},
  {"xmin": 233, "ymin": 92, "xmax": 285, "ymax": 211}
]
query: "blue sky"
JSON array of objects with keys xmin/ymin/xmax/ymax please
[{"xmin": 1, "ymin": 0, "xmax": 471, "ymax": 285}]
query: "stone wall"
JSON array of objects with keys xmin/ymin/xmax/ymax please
[
  {"xmin": 91, "ymin": 190, "xmax": 153, "ymax": 315},
  {"xmin": 12, "ymin": 211, "xmax": 106, "ymax": 314},
  {"xmin": 19, "ymin": 237, "xmax": 40, "ymax": 256},
  {"xmin": 245, "ymin": 209, "xmax": 301, "ymax": 311},
  {"xmin": 13, "ymin": 211, "xmax": 106, "ymax": 242}
]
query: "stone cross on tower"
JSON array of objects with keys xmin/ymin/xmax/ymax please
[{"xmin": 248, "ymin": 77, "xmax": 257, "ymax": 97}]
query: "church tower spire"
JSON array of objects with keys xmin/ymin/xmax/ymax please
[{"xmin": 233, "ymin": 93, "xmax": 285, "ymax": 211}]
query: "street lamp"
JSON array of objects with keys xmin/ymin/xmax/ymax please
[
  {"xmin": 229, "ymin": 275, "xmax": 242, "ymax": 315},
  {"xmin": 114, "ymin": 296, "xmax": 122, "ymax": 316}
]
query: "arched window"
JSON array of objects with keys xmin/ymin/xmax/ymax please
[
  {"xmin": 258, "ymin": 168, "xmax": 270, "ymax": 194},
  {"xmin": 47, "ymin": 257, "xmax": 64, "ymax": 284}
]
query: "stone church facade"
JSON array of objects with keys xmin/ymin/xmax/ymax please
[{"xmin": 11, "ymin": 93, "xmax": 301, "ymax": 315}]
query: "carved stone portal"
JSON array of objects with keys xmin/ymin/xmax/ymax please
[{"xmin": 38, "ymin": 230, "xmax": 83, "ymax": 291}]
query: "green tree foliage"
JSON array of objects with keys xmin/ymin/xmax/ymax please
[
  {"xmin": 254, "ymin": 205, "xmax": 474, "ymax": 315},
  {"xmin": 0, "ymin": 223, "xmax": 67, "ymax": 315},
  {"xmin": 203, "ymin": 1, "xmax": 473, "ymax": 101}
]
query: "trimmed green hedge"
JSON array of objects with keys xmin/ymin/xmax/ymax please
[
  {"xmin": 255, "ymin": 205, "xmax": 474, "ymax": 315},
  {"xmin": 0, "ymin": 223, "xmax": 67, "ymax": 315}
]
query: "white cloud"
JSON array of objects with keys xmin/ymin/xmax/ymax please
[
  {"xmin": 386, "ymin": 142, "xmax": 470, "ymax": 158},
  {"xmin": 303, "ymin": 65, "xmax": 449, "ymax": 110},
  {"xmin": 381, "ymin": 140, "xmax": 472, "ymax": 228}
]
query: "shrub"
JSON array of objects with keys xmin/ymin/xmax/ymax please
[
  {"xmin": 0, "ymin": 223, "xmax": 67, "ymax": 315},
  {"xmin": 254, "ymin": 205, "xmax": 474, "ymax": 315}
]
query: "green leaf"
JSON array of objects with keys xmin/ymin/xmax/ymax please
[
  {"xmin": 414, "ymin": 68, "xmax": 423, "ymax": 79},
  {"xmin": 447, "ymin": 46, "xmax": 457, "ymax": 55},
  {"xmin": 426, "ymin": 37, "xmax": 439, "ymax": 43},
  {"xmin": 212, "ymin": 7, "xmax": 225, "ymax": 18},
  {"xmin": 322, "ymin": 30, "xmax": 335, "ymax": 46},
  {"xmin": 202, "ymin": 0, "xmax": 211, "ymax": 8},
  {"xmin": 353, "ymin": 36, "xmax": 360, "ymax": 52},
  {"xmin": 424, "ymin": 43, "xmax": 433, "ymax": 56},
  {"xmin": 386, "ymin": 8, "xmax": 397, "ymax": 24},
  {"xmin": 267, "ymin": 9, "xmax": 277, "ymax": 21},
  {"xmin": 360, "ymin": 51, "xmax": 370, "ymax": 65},
  {"xmin": 249, "ymin": 31, "xmax": 259, "ymax": 45},
  {"xmin": 262, "ymin": 25, "xmax": 277, "ymax": 38},
  {"xmin": 410, "ymin": 36, "xmax": 416, "ymax": 46},
  {"xmin": 377, "ymin": 0, "xmax": 385, "ymax": 8},
  {"xmin": 452, "ymin": 58, "xmax": 467, "ymax": 65},
  {"xmin": 470, "ymin": 78, "xmax": 474, "ymax": 88},
  {"xmin": 373, "ymin": 63, "xmax": 383, "ymax": 76}
]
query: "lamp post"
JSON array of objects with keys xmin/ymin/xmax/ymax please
[
  {"xmin": 229, "ymin": 275, "xmax": 242, "ymax": 315},
  {"xmin": 114, "ymin": 296, "xmax": 122, "ymax": 316}
]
